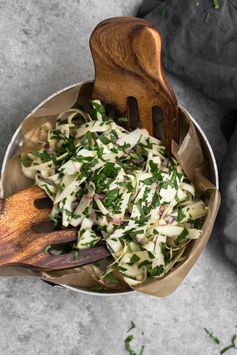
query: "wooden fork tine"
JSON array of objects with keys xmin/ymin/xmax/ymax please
[
  {"xmin": 0, "ymin": 186, "xmax": 51, "ymax": 233},
  {"xmin": 37, "ymin": 245, "xmax": 110, "ymax": 270},
  {"xmin": 42, "ymin": 229, "xmax": 78, "ymax": 246},
  {"xmin": 10, "ymin": 185, "xmax": 47, "ymax": 201}
]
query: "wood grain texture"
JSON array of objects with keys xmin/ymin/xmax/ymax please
[
  {"xmin": 90, "ymin": 16, "xmax": 179, "ymax": 150},
  {"xmin": 0, "ymin": 186, "xmax": 110, "ymax": 270}
]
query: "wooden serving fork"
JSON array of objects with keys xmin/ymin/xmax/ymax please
[
  {"xmin": 0, "ymin": 186, "xmax": 110, "ymax": 270},
  {"xmin": 90, "ymin": 17, "xmax": 179, "ymax": 150}
]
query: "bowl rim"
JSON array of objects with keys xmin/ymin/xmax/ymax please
[{"xmin": 0, "ymin": 81, "xmax": 219, "ymax": 296}]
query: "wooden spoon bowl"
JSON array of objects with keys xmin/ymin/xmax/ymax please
[{"xmin": 90, "ymin": 16, "xmax": 179, "ymax": 150}]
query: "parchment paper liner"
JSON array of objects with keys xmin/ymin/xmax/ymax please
[{"xmin": 0, "ymin": 82, "xmax": 220, "ymax": 296}]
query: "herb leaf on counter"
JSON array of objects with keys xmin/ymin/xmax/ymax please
[
  {"xmin": 204, "ymin": 328, "xmax": 220, "ymax": 344},
  {"xmin": 213, "ymin": 0, "xmax": 220, "ymax": 10},
  {"xmin": 220, "ymin": 334, "xmax": 237, "ymax": 354},
  {"xmin": 127, "ymin": 321, "xmax": 136, "ymax": 333},
  {"xmin": 124, "ymin": 335, "xmax": 136, "ymax": 355}
]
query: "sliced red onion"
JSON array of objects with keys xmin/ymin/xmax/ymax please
[
  {"xmin": 135, "ymin": 235, "xmax": 144, "ymax": 243},
  {"xmin": 132, "ymin": 159, "xmax": 143, "ymax": 164},
  {"xmin": 89, "ymin": 211, "xmax": 97, "ymax": 223},
  {"xmin": 111, "ymin": 217, "xmax": 123, "ymax": 225},
  {"xmin": 95, "ymin": 193, "xmax": 105, "ymax": 200},
  {"xmin": 165, "ymin": 215, "xmax": 175, "ymax": 224},
  {"xmin": 163, "ymin": 158, "xmax": 170, "ymax": 167},
  {"xmin": 47, "ymin": 147, "xmax": 54, "ymax": 154},
  {"xmin": 84, "ymin": 195, "xmax": 93, "ymax": 201}
]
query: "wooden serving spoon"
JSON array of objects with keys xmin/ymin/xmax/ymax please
[
  {"xmin": 0, "ymin": 186, "xmax": 110, "ymax": 270},
  {"xmin": 90, "ymin": 16, "xmax": 179, "ymax": 150}
]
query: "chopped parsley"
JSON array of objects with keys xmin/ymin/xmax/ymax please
[
  {"xmin": 105, "ymin": 272, "xmax": 118, "ymax": 284},
  {"xmin": 124, "ymin": 322, "xmax": 145, "ymax": 355},
  {"xmin": 124, "ymin": 335, "xmax": 136, "ymax": 355},
  {"xmin": 177, "ymin": 207, "xmax": 185, "ymax": 222},
  {"xmin": 204, "ymin": 326, "xmax": 237, "ymax": 354},
  {"xmin": 159, "ymin": 8, "xmax": 168, "ymax": 18},
  {"xmin": 127, "ymin": 321, "xmax": 136, "ymax": 333},
  {"xmin": 204, "ymin": 328, "xmax": 220, "ymax": 345},
  {"xmin": 44, "ymin": 245, "xmax": 51, "ymax": 253},
  {"xmin": 220, "ymin": 334, "xmax": 236, "ymax": 354},
  {"xmin": 148, "ymin": 265, "xmax": 164, "ymax": 277},
  {"xmin": 91, "ymin": 99, "xmax": 106, "ymax": 119},
  {"xmin": 176, "ymin": 228, "xmax": 189, "ymax": 244},
  {"xmin": 20, "ymin": 154, "xmax": 32, "ymax": 167},
  {"xmin": 99, "ymin": 134, "xmax": 111, "ymax": 145},
  {"xmin": 213, "ymin": 0, "xmax": 220, "ymax": 10},
  {"xmin": 204, "ymin": 12, "xmax": 210, "ymax": 23},
  {"xmin": 32, "ymin": 150, "xmax": 51, "ymax": 162},
  {"xmin": 118, "ymin": 117, "xmax": 128, "ymax": 123},
  {"xmin": 90, "ymin": 285, "xmax": 106, "ymax": 292},
  {"xmin": 102, "ymin": 161, "xmax": 120, "ymax": 179},
  {"xmin": 129, "ymin": 254, "xmax": 140, "ymax": 265}
]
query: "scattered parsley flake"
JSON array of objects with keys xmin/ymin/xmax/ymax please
[
  {"xmin": 177, "ymin": 207, "xmax": 185, "ymax": 222},
  {"xmin": 118, "ymin": 117, "xmax": 128, "ymax": 123},
  {"xmin": 74, "ymin": 250, "xmax": 80, "ymax": 259},
  {"xmin": 32, "ymin": 150, "xmax": 51, "ymax": 162},
  {"xmin": 139, "ymin": 345, "xmax": 145, "ymax": 355},
  {"xmin": 204, "ymin": 12, "xmax": 210, "ymax": 23},
  {"xmin": 105, "ymin": 272, "xmax": 118, "ymax": 284},
  {"xmin": 176, "ymin": 228, "xmax": 189, "ymax": 244},
  {"xmin": 220, "ymin": 334, "xmax": 237, "ymax": 354},
  {"xmin": 147, "ymin": 251, "xmax": 155, "ymax": 259},
  {"xmin": 148, "ymin": 265, "xmax": 164, "ymax": 277},
  {"xmin": 44, "ymin": 245, "xmax": 51, "ymax": 253},
  {"xmin": 20, "ymin": 154, "xmax": 32, "ymax": 167},
  {"xmin": 129, "ymin": 254, "xmax": 140, "ymax": 264},
  {"xmin": 99, "ymin": 134, "xmax": 111, "ymax": 145},
  {"xmin": 204, "ymin": 328, "xmax": 220, "ymax": 345},
  {"xmin": 124, "ymin": 335, "xmax": 136, "ymax": 355},
  {"xmin": 213, "ymin": 0, "xmax": 220, "ymax": 10},
  {"xmin": 90, "ymin": 285, "xmax": 105, "ymax": 292},
  {"xmin": 127, "ymin": 321, "xmax": 136, "ymax": 333},
  {"xmin": 159, "ymin": 8, "xmax": 168, "ymax": 17},
  {"xmin": 117, "ymin": 266, "xmax": 127, "ymax": 272}
]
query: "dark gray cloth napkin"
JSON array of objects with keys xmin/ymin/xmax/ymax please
[
  {"xmin": 137, "ymin": 0, "xmax": 237, "ymax": 108},
  {"xmin": 137, "ymin": 0, "xmax": 237, "ymax": 267}
]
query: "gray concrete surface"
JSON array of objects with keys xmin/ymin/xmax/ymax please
[{"xmin": 0, "ymin": 1, "xmax": 236, "ymax": 355}]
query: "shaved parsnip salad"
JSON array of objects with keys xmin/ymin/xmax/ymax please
[{"xmin": 20, "ymin": 100, "xmax": 207, "ymax": 286}]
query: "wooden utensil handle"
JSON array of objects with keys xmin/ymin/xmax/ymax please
[{"xmin": 90, "ymin": 16, "xmax": 179, "ymax": 149}]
